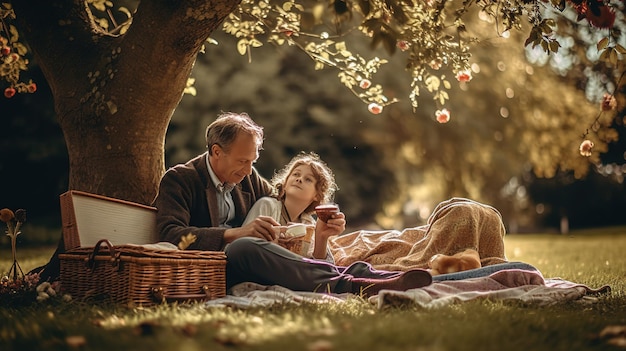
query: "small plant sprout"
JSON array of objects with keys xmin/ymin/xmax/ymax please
[{"xmin": 1, "ymin": 208, "xmax": 26, "ymax": 280}]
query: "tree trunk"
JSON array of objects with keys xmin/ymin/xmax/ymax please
[{"xmin": 12, "ymin": 0, "xmax": 241, "ymax": 204}]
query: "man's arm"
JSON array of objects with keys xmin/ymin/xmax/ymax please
[
  {"xmin": 224, "ymin": 172, "xmax": 280, "ymax": 243},
  {"xmin": 155, "ymin": 163, "xmax": 279, "ymax": 250},
  {"xmin": 155, "ymin": 166, "xmax": 226, "ymax": 251}
]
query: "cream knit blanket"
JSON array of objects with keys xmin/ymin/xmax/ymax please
[{"xmin": 328, "ymin": 197, "xmax": 509, "ymax": 271}]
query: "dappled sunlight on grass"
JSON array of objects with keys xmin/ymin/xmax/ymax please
[
  {"xmin": 505, "ymin": 227, "xmax": 626, "ymax": 295},
  {"xmin": 89, "ymin": 297, "xmax": 377, "ymax": 347},
  {"xmin": 1, "ymin": 229, "xmax": 625, "ymax": 351}
]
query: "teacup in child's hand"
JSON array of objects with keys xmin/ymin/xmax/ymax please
[
  {"xmin": 315, "ymin": 204, "xmax": 340, "ymax": 223},
  {"xmin": 272, "ymin": 226, "xmax": 288, "ymax": 240}
]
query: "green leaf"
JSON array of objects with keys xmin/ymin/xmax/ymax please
[
  {"xmin": 541, "ymin": 23, "xmax": 553, "ymax": 35},
  {"xmin": 599, "ymin": 48, "xmax": 610, "ymax": 62},
  {"xmin": 118, "ymin": 6, "xmax": 132, "ymax": 19},
  {"xmin": 339, "ymin": 50, "xmax": 352, "ymax": 58},
  {"xmin": 438, "ymin": 93, "xmax": 446, "ymax": 106},
  {"xmin": 9, "ymin": 24, "xmax": 19, "ymax": 42},
  {"xmin": 524, "ymin": 31, "xmax": 538, "ymax": 47},
  {"xmin": 549, "ymin": 40, "xmax": 560, "ymax": 53},
  {"xmin": 441, "ymin": 91, "xmax": 449, "ymax": 100},
  {"xmin": 237, "ymin": 39, "xmax": 248, "ymax": 55},
  {"xmin": 425, "ymin": 76, "xmax": 440, "ymax": 92},
  {"xmin": 597, "ymin": 37, "xmax": 609, "ymax": 51},
  {"xmin": 106, "ymin": 100, "xmax": 117, "ymax": 115},
  {"xmin": 97, "ymin": 18, "xmax": 109, "ymax": 30},
  {"xmin": 610, "ymin": 49, "xmax": 618, "ymax": 65},
  {"xmin": 15, "ymin": 42, "xmax": 27, "ymax": 55},
  {"xmin": 184, "ymin": 86, "xmax": 197, "ymax": 96}
]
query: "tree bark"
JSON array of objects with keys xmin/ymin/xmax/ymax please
[{"xmin": 12, "ymin": 0, "xmax": 241, "ymax": 204}]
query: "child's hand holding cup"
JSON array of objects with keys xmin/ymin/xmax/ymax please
[{"xmin": 315, "ymin": 203, "xmax": 340, "ymax": 223}]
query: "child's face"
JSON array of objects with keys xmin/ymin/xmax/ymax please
[{"xmin": 285, "ymin": 164, "xmax": 319, "ymax": 204}]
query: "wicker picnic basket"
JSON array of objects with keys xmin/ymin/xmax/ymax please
[{"xmin": 59, "ymin": 239, "xmax": 227, "ymax": 306}]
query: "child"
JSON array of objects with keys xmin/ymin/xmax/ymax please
[{"xmin": 242, "ymin": 152, "xmax": 341, "ymax": 262}]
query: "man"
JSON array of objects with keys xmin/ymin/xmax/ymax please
[
  {"xmin": 155, "ymin": 111, "xmax": 276, "ymax": 250},
  {"xmin": 154, "ymin": 112, "xmax": 432, "ymax": 296}
]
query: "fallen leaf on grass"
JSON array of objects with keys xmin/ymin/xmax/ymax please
[
  {"xmin": 66, "ymin": 335, "xmax": 87, "ymax": 348},
  {"xmin": 308, "ymin": 339, "xmax": 333, "ymax": 351},
  {"xmin": 599, "ymin": 325, "xmax": 626, "ymax": 348}
]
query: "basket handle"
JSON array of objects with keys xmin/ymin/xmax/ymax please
[
  {"xmin": 150, "ymin": 285, "xmax": 214, "ymax": 303},
  {"xmin": 86, "ymin": 239, "xmax": 120, "ymax": 271}
]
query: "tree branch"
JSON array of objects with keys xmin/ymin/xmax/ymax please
[
  {"xmin": 12, "ymin": 0, "xmax": 117, "ymax": 95},
  {"xmin": 128, "ymin": 0, "xmax": 242, "ymax": 54}
]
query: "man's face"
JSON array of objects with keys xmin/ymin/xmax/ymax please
[{"xmin": 211, "ymin": 132, "xmax": 259, "ymax": 184}]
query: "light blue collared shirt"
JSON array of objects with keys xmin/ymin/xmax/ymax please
[{"xmin": 206, "ymin": 154, "xmax": 235, "ymax": 228}]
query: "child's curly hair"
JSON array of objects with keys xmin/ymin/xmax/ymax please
[{"xmin": 271, "ymin": 152, "xmax": 338, "ymax": 214}]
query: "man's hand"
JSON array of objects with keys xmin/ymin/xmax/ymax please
[{"xmin": 224, "ymin": 215, "xmax": 280, "ymax": 243}]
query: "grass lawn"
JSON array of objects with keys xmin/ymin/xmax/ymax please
[{"xmin": 1, "ymin": 226, "xmax": 625, "ymax": 351}]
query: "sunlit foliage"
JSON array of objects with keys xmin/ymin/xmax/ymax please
[
  {"xmin": 2, "ymin": 1, "xmax": 624, "ymax": 115},
  {"xmin": 2, "ymin": 0, "xmax": 625, "ymax": 223}
]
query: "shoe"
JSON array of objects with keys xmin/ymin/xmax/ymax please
[{"xmin": 350, "ymin": 269, "xmax": 432, "ymax": 297}]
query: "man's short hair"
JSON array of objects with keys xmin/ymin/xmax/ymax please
[{"xmin": 205, "ymin": 112, "xmax": 264, "ymax": 154}]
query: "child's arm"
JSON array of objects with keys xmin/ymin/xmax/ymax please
[{"xmin": 311, "ymin": 211, "xmax": 345, "ymax": 259}]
